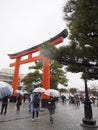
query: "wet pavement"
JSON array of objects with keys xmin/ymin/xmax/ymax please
[{"xmin": 0, "ymin": 100, "xmax": 98, "ymax": 130}]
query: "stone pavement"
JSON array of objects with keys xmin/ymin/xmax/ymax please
[{"xmin": 0, "ymin": 100, "xmax": 98, "ymax": 130}]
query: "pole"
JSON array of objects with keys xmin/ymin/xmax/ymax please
[{"xmin": 81, "ymin": 68, "xmax": 96, "ymax": 127}]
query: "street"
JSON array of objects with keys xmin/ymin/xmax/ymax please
[{"xmin": 0, "ymin": 100, "xmax": 98, "ymax": 130}]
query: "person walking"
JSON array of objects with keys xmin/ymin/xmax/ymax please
[
  {"xmin": 28, "ymin": 92, "xmax": 33, "ymax": 112},
  {"xmin": 31, "ymin": 93, "xmax": 40, "ymax": 121},
  {"xmin": 16, "ymin": 93, "xmax": 22, "ymax": 111},
  {"xmin": 47, "ymin": 96, "xmax": 56, "ymax": 124},
  {"xmin": 1, "ymin": 96, "xmax": 9, "ymax": 115},
  {"xmin": 61, "ymin": 95, "xmax": 66, "ymax": 104},
  {"xmin": 23, "ymin": 94, "xmax": 26, "ymax": 103},
  {"xmin": 75, "ymin": 95, "xmax": 80, "ymax": 106}
]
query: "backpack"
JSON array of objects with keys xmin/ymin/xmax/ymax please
[
  {"xmin": 33, "ymin": 97, "xmax": 40, "ymax": 108},
  {"xmin": 47, "ymin": 99, "xmax": 55, "ymax": 110}
]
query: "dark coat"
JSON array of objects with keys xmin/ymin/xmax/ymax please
[
  {"xmin": 47, "ymin": 97, "xmax": 56, "ymax": 110},
  {"xmin": 1, "ymin": 96, "xmax": 9, "ymax": 104}
]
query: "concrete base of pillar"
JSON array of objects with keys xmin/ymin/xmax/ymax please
[{"xmin": 81, "ymin": 117, "xmax": 98, "ymax": 128}]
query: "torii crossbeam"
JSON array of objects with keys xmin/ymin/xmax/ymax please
[{"xmin": 8, "ymin": 29, "xmax": 68, "ymax": 106}]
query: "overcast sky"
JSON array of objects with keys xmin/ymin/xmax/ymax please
[
  {"xmin": 0, "ymin": 0, "xmax": 67, "ymax": 71},
  {"xmin": 0, "ymin": 0, "xmax": 98, "ymax": 89}
]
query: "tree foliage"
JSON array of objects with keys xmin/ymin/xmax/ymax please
[
  {"xmin": 63, "ymin": 0, "xmax": 76, "ymax": 22},
  {"xmin": 89, "ymin": 87, "xmax": 98, "ymax": 97},
  {"xmin": 21, "ymin": 60, "xmax": 68, "ymax": 90},
  {"xmin": 63, "ymin": 0, "xmax": 98, "ymax": 80},
  {"xmin": 50, "ymin": 60, "xmax": 68, "ymax": 89},
  {"xmin": 69, "ymin": 88, "xmax": 77, "ymax": 94},
  {"xmin": 21, "ymin": 70, "xmax": 42, "ymax": 90}
]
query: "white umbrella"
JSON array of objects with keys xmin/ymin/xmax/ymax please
[
  {"xmin": 74, "ymin": 93, "xmax": 80, "ymax": 96},
  {"xmin": 0, "ymin": 81, "xmax": 13, "ymax": 98},
  {"xmin": 33, "ymin": 87, "xmax": 46, "ymax": 93},
  {"xmin": 22, "ymin": 90, "xmax": 28, "ymax": 94},
  {"xmin": 44, "ymin": 89, "xmax": 60, "ymax": 97},
  {"xmin": 15, "ymin": 90, "xmax": 24, "ymax": 95}
]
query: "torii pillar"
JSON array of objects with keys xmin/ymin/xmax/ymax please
[{"xmin": 8, "ymin": 29, "xmax": 68, "ymax": 107}]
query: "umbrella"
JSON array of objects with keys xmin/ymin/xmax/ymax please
[
  {"xmin": 22, "ymin": 90, "xmax": 28, "ymax": 94},
  {"xmin": 33, "ymin": 87, "xmax": 46, "ymax": 93},
  {"xmin": 15, "ymin": 90, "xmax": 24, "ymax": 95},
  {"xmin": 74, "ymin": 93, "xmax": 80, "ymax": 96},
  {"xmin": 0, "ymin": 81, "xmax": 13, "ymax": 98},
  {"xmin": 44, "ymin": 89, "xmax": 60, "ymax": 97}
]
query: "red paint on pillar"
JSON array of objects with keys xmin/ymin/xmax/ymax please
[
  {"xmin": 11, "ymin": 57, "xmax": 20, "ymax": 96},
  {"xmin": 42, "ymin": 57, "xmax": 50, "ymax": 99}
]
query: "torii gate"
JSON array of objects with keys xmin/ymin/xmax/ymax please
[{"xmin": 8, "ymin": 29, "xmax": 68, "ymax": 106}]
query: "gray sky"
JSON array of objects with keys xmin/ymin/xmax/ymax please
[
  {"xmin": 0, "ymin": 0, "xmax": 67, "ymax": 71},
  {"xmin": 0, "ymin": 0, "xmax": 98, "ymax": 89}
]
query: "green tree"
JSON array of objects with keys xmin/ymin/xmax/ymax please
[
  {"xmin": 63, "ymin": 0, "xmax": 76, "ymax": 22},
  {"xmin": 69, "ymin": 88, "xmax": 77, "ymax": 94},
  {"xmin": 89, "ymin": 86, "xmax": 98, "ymax": 97},
  {"xmin": 59, "ymin": 88, "xmax": 68, "ymax": 94},
  {"xmin": 21, "ymin": 70, "xmax": 42, "ymax": 90},
  {"xmin": 62, "ymin": 0, "xmax": 98, "ymax": 80},
  {"xmin": 50, "ymin": 60, "xmax": 68, "ymax": 89},
  {"xmin": 21, "ymin": 60, "xmax": 68, "ymax": 90}
]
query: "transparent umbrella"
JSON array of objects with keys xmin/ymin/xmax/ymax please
[
  {"xmin": 44, "ymin": 89, "xmax": 60, "ymax": 97},
  {"xmin": 0, "ymin": 81, "xmax": 13, "ymax": 98},
  {"xmin": 15, "ymin": 90, "xmax": 24, "ymax": 95},
  {"xmin": 33, "ymin": 87, "xmax": 46, "ymax": 93}
]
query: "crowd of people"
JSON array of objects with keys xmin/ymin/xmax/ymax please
[
  {"xmin": 0, "ymin": 91, "xmax": 97, "ymax": 125},
  {"xmin": 61, "ymin": 94, "xmax": 81, "ymax": 106},
  {"xmin": 61, "ymin": 93, "xmax": 98, "ymax": 107},
  {"xmin": 0, "ymin": 92, "xmax": 56, "ymax": 124}
]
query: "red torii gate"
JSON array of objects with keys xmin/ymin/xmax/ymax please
[{"xmin": 8, "ymin": 29, "xmax": 68, "ymax": 106}]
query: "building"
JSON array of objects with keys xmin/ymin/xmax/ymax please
[
  {"xmin": 0, "ymin": 68, "xmax": 14, "ymax": 85},
  {"xmin": 0, "ymin": 68, "xmax": 25, "ymax": 90}
]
